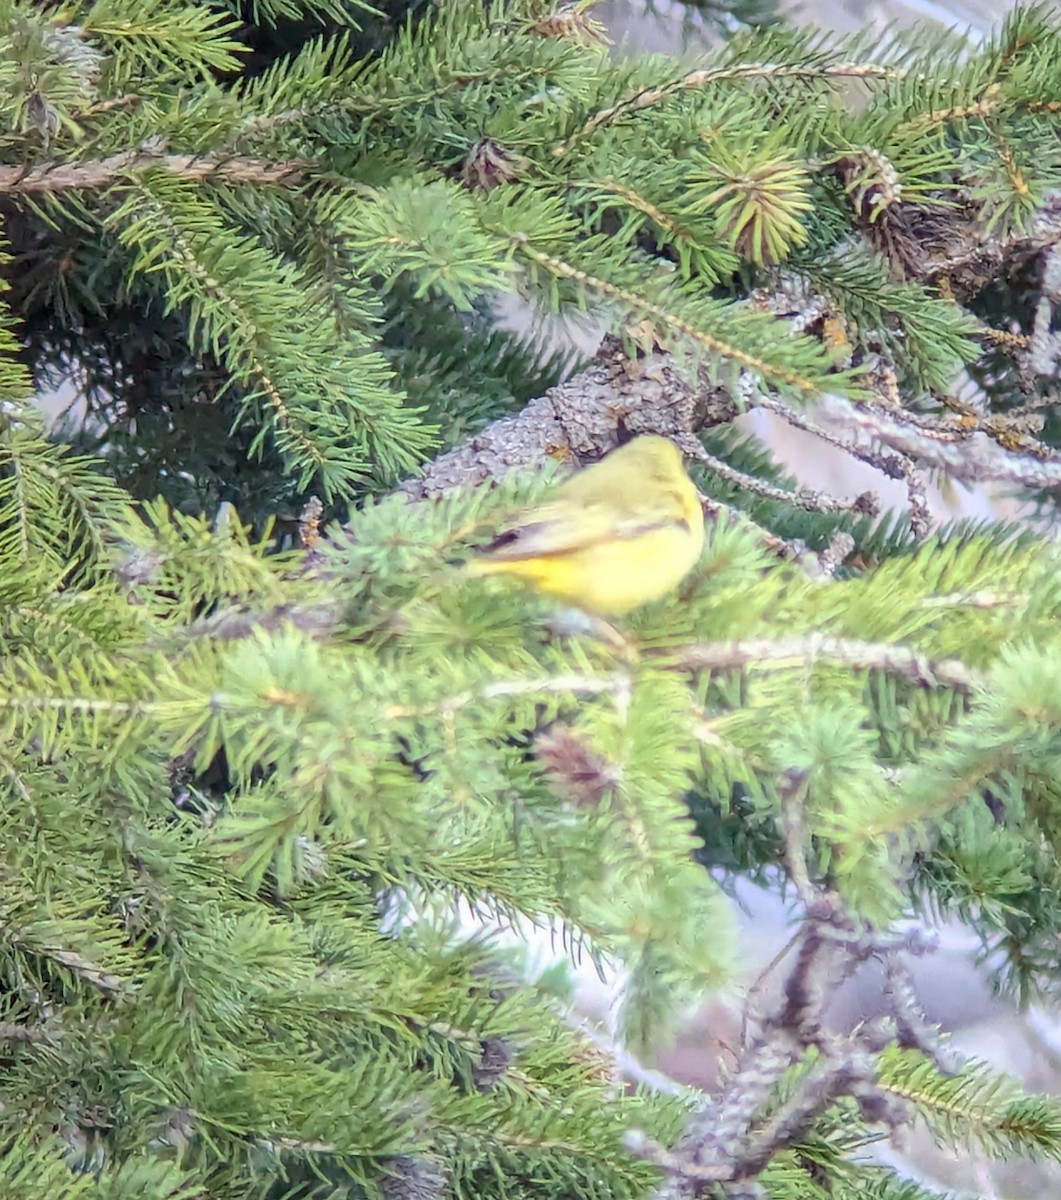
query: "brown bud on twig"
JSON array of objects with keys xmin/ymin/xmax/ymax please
[
  {"xmin": 535, "ymin": 725, "xmax": 618, "ymax": 808},
  {"xmin": 460, "ymin": 138, "xmax": 528, "ymax": 193}
]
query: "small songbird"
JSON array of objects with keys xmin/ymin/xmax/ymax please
[{"xmin": 467, "ymin": 436, "xmax": 705, "ymax": 615}]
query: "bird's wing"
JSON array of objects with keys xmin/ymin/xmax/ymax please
[{"xmin": 477, "ymin": 500, "xmax": 687, "ymax": 563}]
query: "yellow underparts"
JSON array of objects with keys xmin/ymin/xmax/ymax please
[{"xmin": 470, "ymin": 523, "xmax": 701, "ymax": 615}]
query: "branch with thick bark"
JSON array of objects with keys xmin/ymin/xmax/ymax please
[{"xmin": 400, "ymin": 338, "xmax": 740, "ymax": 499}]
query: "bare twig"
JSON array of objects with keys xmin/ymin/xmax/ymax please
[
  {"xmin": 565, "ymin": 1015, "xmax": 703, "ymax": 1099},
  {"xmin": 383, "ymin": 671, "xmax": 633, "ymax": 722},
  {"xmin": 676, "ymin": 435, "xmax": 879, "ymax": 518},
  {"xmin": 666, "ymin": 636, "xmax": 981, "ymax": 695},
  {"xmin": 884, "ymin": 954, "xmax": 959, "ymax": 1073},
  {"xmin": 0, "ymin": 1021, "xmax": 55, "ymax": 1043},
  {"xmin": 632, "ymin": 891, "xmax": 941, "ymax": 1197},
  {"xmin": 814, "ymin": 394, "xmax": 1061, "ymax": 490},
  {"xmin": 0, "ymin": 151, "xmax": 307, "ymax": 193},
  {"xmin": 749, "ymin": 389, "xmax": 935, "ymax": 538},
  {"xmin": 552, "ymin": 62, "xmax": 908, "ymax": 158}
]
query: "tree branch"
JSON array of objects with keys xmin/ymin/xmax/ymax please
[
  {"xmin": 400, "ymin": 338, "xmax": 739, "ymax": 499},
  {"xmin": 668, "ymin": 636, "xmax": 981, "ymax": 695},
  {"xmin": 0, "ymin": 151, "xmax": 307, "ymax": 194}
]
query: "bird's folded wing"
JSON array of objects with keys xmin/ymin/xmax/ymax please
[{"xmin": 477, "ymin": 501, "xmax": 687, "ymax": 562}]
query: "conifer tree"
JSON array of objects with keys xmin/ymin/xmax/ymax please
[{"xmin": 3, "ymin": 2, "xmax": 1061, "ymax": 1199}]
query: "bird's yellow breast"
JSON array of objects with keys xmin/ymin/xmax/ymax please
[{"xmin": 492, "ymin": 521, "xmax": 703, "ymax": 615}]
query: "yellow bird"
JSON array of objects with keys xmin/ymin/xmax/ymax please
[{"xmin": 467, "ymin": 436, "xmax": 705, "ymax": 615}]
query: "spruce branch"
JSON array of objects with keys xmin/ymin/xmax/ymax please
[
  {"xmin": 911, "ymin": 392, "xmax": 1051, "ymax": 455},
  {"xmin": 814, "ymin": 394, "xmax": 1061, "ymax": 490},
  {"xmin": 0, "ymin": 152, "xmax": 308, "ymax": 194},
  {"xmin": 883, "ymin": 955, "xmax": 960, "ymax": 1071},
  {"xmin": 552, "ymin": 62, "xmax": 906, "ymax": 158},
  {"xmin": 748, "ymin": 388, "xmax": 936, "ymax": 539},
  {"xmin": 8, "ymin": 7, "xmax": 1061, "ymax": 1198},
  {"xmin": 677, "ymin": 435, "xmax": 878, "ymax": 518},
  {"xmin": 636, "ymin": 902, "xmax": 869, "ymax": 1195},
  {"xmin": 10, "ymin": 936, "xmax": 128, "ymax": 995},
  {"xmin": 383, "ymin": 671, "xmax": 634, "ymax": 722},
  {"xmin": 1028, "ymin": 243, "xmax": 1061, "ymax": 377},
  {"xmin": 513, "ymin": 241, "xmax": 849, "ymax": 397},
  {"xmin": 398, "ymin": 234, "xmax": 1036, "ymax": 538},
  {"xmin": 668, "ymin": 637, "xmax": 981, "ymax": 695},
  {"xmin": 0, "ymin": 1021, "xmax": 55, "ymax": 1043}
]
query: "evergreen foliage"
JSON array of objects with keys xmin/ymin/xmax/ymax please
[{"xmin": 3, "ymin": 1, "xmax": 1061, "ymax": 1198}]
